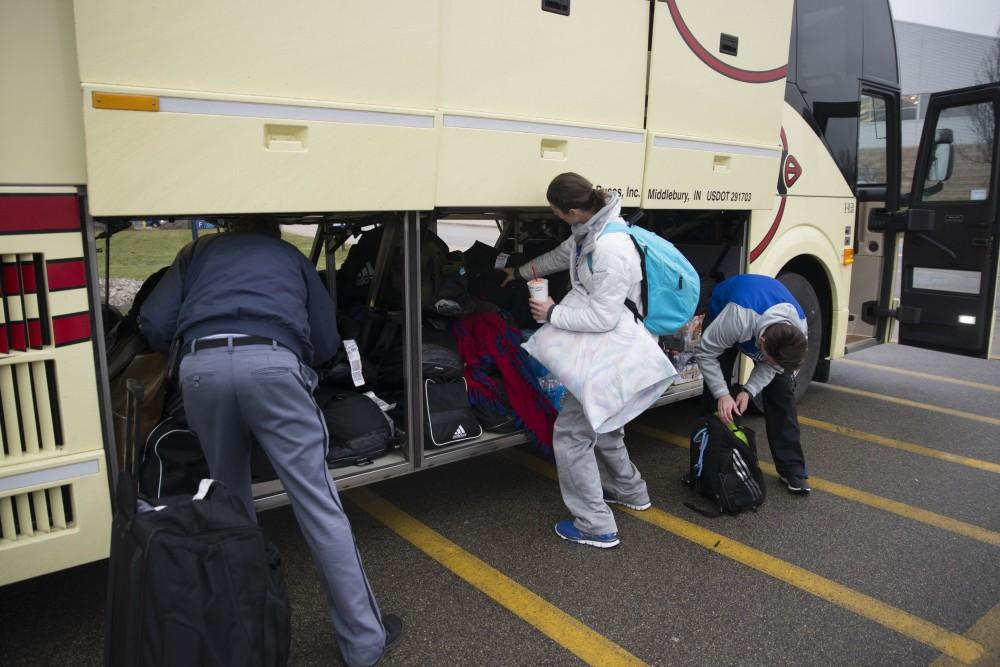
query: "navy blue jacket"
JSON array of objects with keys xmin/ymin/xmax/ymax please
[{"xmin": 138, "ymin": 232, "xmax": 339, "ymax": 365}]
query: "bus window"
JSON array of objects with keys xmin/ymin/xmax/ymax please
[
  {"xmin": 858, "ymin": 94, "xmax": 889, "ymax": 186},
  {"xmin": 796, "ymin": 0, "xmax": 863, "ymax": 189},
  {"xmin": 921, "ymin": 102, "xmax": 995, "ymax": 203},
  {"xmin": 862, "ymin": 0, "xmax": 899, "ymax": 85}
]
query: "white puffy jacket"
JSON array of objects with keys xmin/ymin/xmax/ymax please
[
  {"xmin": 518, "ymin": 193, "xmax": 676, "ymax": 432},
  {"xmin": 517, "ymin": 193, "xmax": 643, "ymax": 332}
]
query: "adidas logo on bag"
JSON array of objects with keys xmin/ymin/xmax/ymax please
[
  {"xmin": 355, "ymin": 262, "xmax": 375, "ymax": 286},
  {"xmin": 452, "ymin": 425, "xmax": 467, "ymax": 440}
]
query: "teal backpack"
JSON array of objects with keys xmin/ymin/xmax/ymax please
[{"xmin": 587, "ymin": 221, "xmax": 700, "ymax": 336}]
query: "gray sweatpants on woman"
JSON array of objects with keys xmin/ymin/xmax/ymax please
[
  {"xmin": 179, "ymin": 342, "xmax": 385, "ymax": 667},
  {"xmin": 553, "ymin": 393, "xmax": 649, "ymax": 535}
]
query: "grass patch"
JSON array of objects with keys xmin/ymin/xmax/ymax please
[{"xmin": 101, "ymin": 227, "xmax": 344, "ymax": 281}]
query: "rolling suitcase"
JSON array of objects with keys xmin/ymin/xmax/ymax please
[{"xmin": 104, "ymin": 379, "xmax": 291, "ymax": 667}]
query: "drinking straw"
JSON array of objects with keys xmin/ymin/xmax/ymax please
[{"xmin": 532, "ymin": 266, "xmax": 539, "ymax": 281}]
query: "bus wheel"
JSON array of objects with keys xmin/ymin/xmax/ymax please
[{"xmin": 750, "ymin": 272, "xmax": 823, "ymax": 410}]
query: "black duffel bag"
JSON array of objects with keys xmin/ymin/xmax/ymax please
[
  {"xmin": 369, "ymin": 320, "xmax": 464, "ymax": 390},
  {"xmin": 139, "ymin": 418, "xmax": 208, "ymax": 498},
  {"xmin": 424, "ymin": 378, "xmax": 482, "ymax": 448},
  {"xmin": 315, "ymin": 387, "xmax": 394, "ymax": 467}
]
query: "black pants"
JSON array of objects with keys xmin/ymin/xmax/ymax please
[{"xmin": 700, "ymin": 346, "xmax": 807, "ymax": 478}]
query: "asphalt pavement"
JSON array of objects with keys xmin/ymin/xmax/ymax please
[{"xmin": 2, "ymin": 342, "xmax": 999, "ymax": 666}]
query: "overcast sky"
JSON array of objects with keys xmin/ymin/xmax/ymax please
[{"xmin": 890, "ymin": 0, "xmax": 1000, "ymax": 37}]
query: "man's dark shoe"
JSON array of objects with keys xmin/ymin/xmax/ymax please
[
  {"xmin": 779, "ymin": 474, "xmax": 812, "ymax": 494},
  {"xmin": 372, "ymin": 614, "xmax": 403, "ymax": 665}
]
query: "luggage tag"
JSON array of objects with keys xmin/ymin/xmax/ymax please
[{"xmin": 343, "ymin": 339, "xmax": 365, "ymax": 387}]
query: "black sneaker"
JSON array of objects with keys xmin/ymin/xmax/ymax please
[
  {"xmin": 372, "ymin": 614, "xmax": 403, "ymax": 665},
  {"xmin": 779, "ymin": 474, "xmax": 812, "ymax": 494}
]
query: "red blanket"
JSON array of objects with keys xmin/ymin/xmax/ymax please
[{"xmin": 452, "ymin": 313, "xmax": 556, "ymax": 458}]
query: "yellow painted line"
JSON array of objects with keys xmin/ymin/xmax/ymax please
[
  {"xmin": 821, "ymin": 384, "xmax": 1000, "ymax": 427},
  {"xmin": 837, "ymin": 358, "xmax": 1000, "ymax": 393},
  {"xmin": 348, "ymin": 487, "xmax": 647, "ymax": 667},
  {"xmin": 629, "ymin": 423, "xmax": 1000, "ymax": 548},
  {"xmin": 798, "ymin": 416, "xmax": 1000, "ymax": 476},
  {"xmin": 503, "ymin": 449, "xmax": 985, "ymax": 664},
  {"xmin": 931, "ymin": 600, "xmax": 1000, "ymax": 667}
]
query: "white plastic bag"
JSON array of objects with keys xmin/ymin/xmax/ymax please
[{"xmin": 522, "ymin": 311, "xmax": 676, "ymax": 433}]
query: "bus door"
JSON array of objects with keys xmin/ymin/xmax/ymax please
[{"xmin": 897, "ymin": 83, "xmax": 1000, "ymax": 358}]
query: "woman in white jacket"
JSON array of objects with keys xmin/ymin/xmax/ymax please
[{"xmin": 506, "ymin": 172, "xmax": 670, "ymax": 548}]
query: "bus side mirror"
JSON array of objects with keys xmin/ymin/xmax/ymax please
[{"xmin": 927, "ymin": 128, "xmax": 955, "ymax": 182}]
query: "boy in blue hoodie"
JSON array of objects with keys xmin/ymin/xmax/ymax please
[{"xmin": 694, "ymin": 274, "xmax": 811, "ymax": 494}]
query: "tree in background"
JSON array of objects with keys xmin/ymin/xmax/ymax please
[{"xmin": 970, "ymin": 23, "xmax": 999, "ymax": 163}]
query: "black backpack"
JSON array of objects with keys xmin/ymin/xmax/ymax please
[
  {"xmin": 315, "ymin": 387, "xmax": 394, "ymax": 467},
  {"xmin": 106, "ymin": 481, "xmax": 291, "ymax": 666},
  {"xmin": 683, "ymin": 415, "xmax": 766, "ymax": 517},
  {"xmin": 106, "ymin": 380, "xmax": 291, "ymax": 667}
]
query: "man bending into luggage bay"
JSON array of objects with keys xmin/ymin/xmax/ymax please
[
  {"xmin": 694, "ymin": 273, "xmax": 812, "ymax": 494},
  {"xmin": 139, "ymin": 217, "xmax": 402, "ymax": 666}
]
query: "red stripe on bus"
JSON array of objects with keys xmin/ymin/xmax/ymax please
[
  {"xmin": 52, "ymin": 312, "xmax": 92, "ymax": 346},
  {"xmin": 0, "ymin": 324, "xmax": 8, "ymax": 354},
  {"xmin": 665, "ymin": 0, "xmax": 788, "ymax": 84},
  {"xmin": 8, "ymin": 322, "xmax": 27, "ymax": 350},
  {"xmin": 749, "ymin": 195, "xmax": 787, "ymax": 264},
  {"xmin": 20, "ymin": 262, "xmax": 37, "ymax": 293},
  {"xmin": 46, "ymin": 259, "xmax": 87, "ymax": 291},
  {"xmin": 2, "ymin": 262, "xmax": 19, "ymax": 293},
  {"xmin": 27, "ymin": 319, "xmax": 42, "ymax": 348},
  {"xmin": 0, "ymin": 196, "xmax": 80, "ymax": 234}
]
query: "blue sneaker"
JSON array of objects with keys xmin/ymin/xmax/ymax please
[
  {"xmin": 603, "ymin": 489, "xmax": 652, "ymax": 511},
  {"xmin": 554, "ymin": 520, "xmax": 620, "ymax": 548}
]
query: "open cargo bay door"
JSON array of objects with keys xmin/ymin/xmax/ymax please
[{"xmin": 897, "ymin": 83, "xmax": 1000, "ymax": 358}]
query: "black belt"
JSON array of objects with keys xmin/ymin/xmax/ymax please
[{"xmin": 190, "ymin": 336, "xmax": 279, "ymax": 353}]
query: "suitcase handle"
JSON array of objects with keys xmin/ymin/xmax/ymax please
[
  {"xmin": 115, "ymin": 379, "xmax": 146, "ymax": 518},
  {"xmin": 124, "ymin": 379, "xmax": 145, "ymax": 479}
]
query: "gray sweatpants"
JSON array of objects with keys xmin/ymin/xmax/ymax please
[
  {"xmin": 179, "ymin": 342, "xmax": 385, "ymax": 667},
  {"xmin": 553, "ymin": 393, "xmax": 649, "ymax": 535}
]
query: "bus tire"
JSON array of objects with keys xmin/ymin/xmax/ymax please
[{"xmin": 750, "ymin": 272, "xmax": 822, "ymax": 410}]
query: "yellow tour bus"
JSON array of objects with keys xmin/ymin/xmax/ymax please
[{"xmin": 1, "ymin": 0, "xmax": 997, "ymax": 586}]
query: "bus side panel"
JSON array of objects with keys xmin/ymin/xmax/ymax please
[
  {"xmin": 0, "ymin": 194, "xmax": 112, "ymax": 585},
  {"xmin": 0, "ymin": 453, "xmax": 112, "ymax": 586},
  {"xmin": 74, "ymin": 0, "xmax": 440, "ymax": 111},
  {"xmin": 438, "ymin": 0, "xmax": 648, "ymax": 130},
  {"xmin": 435, "ymin": 0, "xmax": 648, "ymax": 208},
  {"xmin": 82, "ymin": 88, "xmax": 439, "ymax": 216},
  {"xmin": 647, "ymin": 0, "xmax": 793, "ymax": 147},
  {"xmin": 0, "ymin": 0, "xmax": 86, "ymax": 185},
  {"xmin": 642, "ymin": 0, "xmax": 793, "ymax": 210},
  {"xmin": 436, "ymin": 122, "xmax": 645, "ymax": 208},
  {"xmin": 748, "ymin": 194, "xmax": 854, "ymax": 362},
  {"xmin": 641, "ymin": 135, "xmax": 777, "ymax": 210}
]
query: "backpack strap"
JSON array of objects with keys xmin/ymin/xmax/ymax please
[
  {"xmin": 683, "ymin": 501, "xmax": 723, "ymax": 518},
  {"xmin": 586, "ymin": 222, "xmax": 643, "ymax": 325},
  {"xmin": 586, "ymin": 221, "xmax": 631, "ymax": 271}
]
